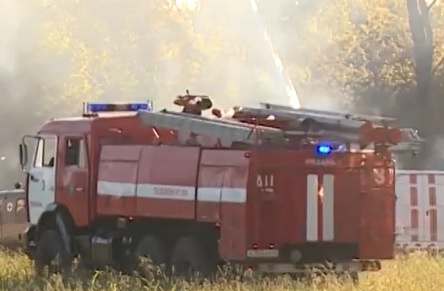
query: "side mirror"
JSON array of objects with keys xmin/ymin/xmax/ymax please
[{"xmin": 19, "ymin": 143, "xmax": 28, "ymax": 168}]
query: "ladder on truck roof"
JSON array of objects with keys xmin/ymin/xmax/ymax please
[
  {"xmin": 235, "ymin": 103, "xmax": 423, "ymax": 152},
  {"xmin": 137, "ymin": 104, "xmax": 423, "ymax": 152},
  {"xmin": 137, "ymin": 110, "xmax": 285, "ymax": 146},
  {"xmin": 260, "ymin": 102, "xmax": 396, "ymax": 123}
]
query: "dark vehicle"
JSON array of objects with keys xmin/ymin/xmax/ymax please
[{"xmin": 0, "ymin": 183, "xmax": 28, "ymax": 247}]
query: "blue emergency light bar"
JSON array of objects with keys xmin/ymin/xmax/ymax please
[
  {"xmin": 83, "ymin": 101, "xmax": 153, "ymax": 114},
  {"xmin": 316, "ymin": 143, "xmax": 333, "ymax": 155}
]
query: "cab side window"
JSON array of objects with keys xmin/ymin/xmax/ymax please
[
  {"xmin": 34, "ymin": 136, "xmax": 57, "ymax": 168},
  {"xmin": 64, "ymin": 138, "xmax": 86, "ymax": 167}
]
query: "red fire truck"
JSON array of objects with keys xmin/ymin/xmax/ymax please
[{"xmin": 18, "ymin": 95, "xmax": 421, "ymax": 278}]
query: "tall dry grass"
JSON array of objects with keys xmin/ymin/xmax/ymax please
[{"xmin": 0, "ymin": 248, "xmax": 442, "ymax": 290}]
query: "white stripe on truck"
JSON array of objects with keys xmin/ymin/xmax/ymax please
[{"xmin": 306, "ymin": 174, "xmax": 335, "ymax": 241}]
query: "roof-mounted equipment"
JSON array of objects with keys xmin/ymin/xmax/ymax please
[
  {"xmin": 231, "ymin": 103, "xmax": 423, "ymax": 152},
  {"xmin": 173, "ymin": 90, "xmax": 213, "ymax": 115},
  {"xmin": 137, "ymin": 109, "xmax": 284, "ymax": 147}
]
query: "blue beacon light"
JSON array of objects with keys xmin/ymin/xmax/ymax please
[
  {"xmin": 84, "ymin": 101, "xmax": 153, "ymax": 114},
  {"xmin": 316, "ymin": 144, "xmax": 333, "ymax": 155}
]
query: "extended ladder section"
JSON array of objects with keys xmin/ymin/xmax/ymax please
[
  {"xmin": 137, "ymin": 110, "xmax": 285, "ymax": 146},
  {"xmin": 259, "ymin": 102, "xmax": 396, "ymax": 123},
  {"xmin": 234, "ymin": 102, "xmax": 423, "ymax": 151}
]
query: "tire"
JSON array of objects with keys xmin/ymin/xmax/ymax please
[
  {"xmin": 134, "ymin": 235, "xmax": 167, "ymax": 277},
  {"xmin": 170, "ymin": 236, "xmax": 212, "ymax": 278},
  {"xmin": 34, "ymin": 229, "xmax": 72, "ymax": 275},
  {"xmin": 336, "ymin": 271, "xmax": 359, "ymax": 285}
]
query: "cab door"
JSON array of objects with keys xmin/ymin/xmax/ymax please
[
  {"xmin": 56, "ymin": 136, "xmax": 90, "ymax": 227},
  {"xmin": 27, "ymin": 135, "xmax": 57, "ymax": 225}
]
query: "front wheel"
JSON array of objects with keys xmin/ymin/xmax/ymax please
[{"xmin": 34, "ymin": 229, "xmax": 72, "ymax": 275}]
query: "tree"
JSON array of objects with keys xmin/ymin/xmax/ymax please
[
  {"xmin": 0, "ymin": 0, "xmax": 207, "ymax": 187},
  {"xmin": 278, "ymin": 0, "xmax": 444, "ymax": 167},
  {"xmin": 405, "ymin": 0, "xmax": 439, "ymax": 168},
  {"xmin": 34, "ymin": 0, "xmax": 208, "ymax": 110},
  {"xmin": 285, "ymin": 0, "xmax": 415, "ymax": 110}
]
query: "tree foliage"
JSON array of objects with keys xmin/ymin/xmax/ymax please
[
  {"xmin": 3, "ymin": 0, "xmax": 444, "ymax": 186},
  {"xmin": 34, "ymin": 0, "xmax": 206, "ymax": 110},
  {"xmin": 0, "ymin": 0, "xmax": 207, "ymax": 186},
  {"xmin": 0, "ymin": 0, "xmax": 268, "ymax": 186},
  {"xmin": 278, "ymin": 0, "xmax": 444, "ymax": 167},
  {"xmin": 286, "ymin": 0, "xmax": 444, "ymax": 116},
  {"xmin": 286, "ymin": 0, "xmax": 409, "ymax": 109}
]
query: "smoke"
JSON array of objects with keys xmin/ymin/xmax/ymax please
[
  {"xmin": 425, "ymin": 137, "xmax": 444, "ymax": 170},
  {"xmin": 0, "ymin": 0, "xmax": 356, "ymax": 187},
  {"xmin": 0, "ymin": 0, "xmax": 45, "ymax": 187},
  {"xmin": 190, "ymin": 0, "xmax": 305, "ymax": 109},
  {"xmin": 0, "ymin": 0, "xmax": 337, "ymax": 183},
  {"xmin": 300, "ymin": 90, "xmax": 350, "ymax": 112},
  {"xmin": 0, "ymin": 0, "xmax": 22, "ymax": 76}
]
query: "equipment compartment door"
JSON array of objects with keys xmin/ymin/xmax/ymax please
[
  {"xmin": 0, "ymin": 194, "xmax": 26, "ymax": 244},
  {"xmin": 359, "ymin": 169, "xmax": 395, "ymax": 259},
  {"xmin": 304, "ymin": 172, "xmax": 356, "ymax": 242},
  {"xmin": 0, "ymin": 195, "xmax": 17, "ymax": 243},
  {"xmin": 255, "ymin": 170, "xmax": 278, "ymax": 245},
  {"xmin": 0, "ymin": 195, "xmax": 13, "ymax": 243},
  {"xmin": 56, "ymin": 136, "xmax": 90, "ymax": 226},
  {"xmin": 333, "ymin": 171, "xmax": 359, "ymax": 242},
  {"xmin": 219, "ymin": 166, "xmax": 248, "ymax": 260}
]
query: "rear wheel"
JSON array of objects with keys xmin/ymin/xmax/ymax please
[
  {"xmin": 34, "ymin": 229, "xmax": 72, "ymax": 275},
  {"xmin": 170, "ymin": 236, "xmax": 213, "ymax": 279},
  {"xmin": 336, "ymin": 271, "xmax": 359, "ymax": 285},
  {"xmin": 133, "ymin": 235, "xmax": 167, "ymax": 277}
]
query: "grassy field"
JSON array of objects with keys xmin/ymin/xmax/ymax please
[{"xmin": 0, "ymin": 248, "xmax": 442, "ymax": 291}]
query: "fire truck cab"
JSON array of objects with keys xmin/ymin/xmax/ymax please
[{"xmin": 18, "ymin": 97, "xmax": 421, "ymax": 278}]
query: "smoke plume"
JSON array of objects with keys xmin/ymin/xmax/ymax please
[{"xmin": 2, "ymin": 0, "xmax": 408, "ymax": 188}]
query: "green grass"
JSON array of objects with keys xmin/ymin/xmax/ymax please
[{"xmin": 0, "ymin": 248, "xmax": 442, "ymax": 290}]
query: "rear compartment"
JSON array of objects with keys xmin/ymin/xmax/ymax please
[
  {"xmin": 358, "ymin": 153, "xmax": 395, "ymax": 259},
  {"xmin": 247, "ymin": 150, "xmax": 395, "ymax": 266}
]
